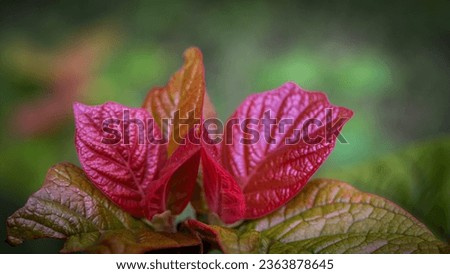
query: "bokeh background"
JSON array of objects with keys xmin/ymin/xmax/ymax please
[{"xmin": 1, "ymin": 0, "xmax": 449, "ymax": 253}]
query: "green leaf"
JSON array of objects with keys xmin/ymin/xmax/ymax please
[
  {"xmin": 78, "ymin": 228, "xmax": 201, "ymax": 253},
  {"xmin": 186, "ymin": 179, "xmax": 448, "ymax": 254},
  {"xmin": 321, "ymin": 137, "xmax": 450, "ymax": 240},
  {"xmin": 6, "ymin": 163, "xmax": 201, "ymax": 253}
]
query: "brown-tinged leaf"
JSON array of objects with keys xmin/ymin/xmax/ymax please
[
  {"xmin": 6, "ymin": 163, "xmax": 201, "ymax": 253},
  {"xmin": 142, "ymin": 47, "xmax": 209, "ymax": 156},
  {"xmin": 80, "ymin": 228, "xmax": 201, "ymax": 253}
]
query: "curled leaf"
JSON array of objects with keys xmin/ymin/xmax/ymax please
[
  {"xmin": 143, "ymin": 47, "xmax": 208, "ymax": 155},
  {"xmin": 201, "ymin": 144, "xmax": 246, "ymax": 224},
  {"xmin": 142, "ymin": 47, "xmax": 210, "ymax": 217},
  {"xmin": 145, "ymin": 134, "xmax": 201, "ymax": 218}
]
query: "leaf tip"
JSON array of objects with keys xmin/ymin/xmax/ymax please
[
  {"xmin": 72, "ymin": 101, "xmax": 88, "ymax": 115},
  {"xmin": 184, "ymin": 47, "xmax": 203, "ymax": 60},
  {"xmin": 5, "ymin": 235, "xmax": 23, "ymax": 247}
]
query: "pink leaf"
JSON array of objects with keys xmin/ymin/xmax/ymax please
[
  {"xmin": 145, "ymin": 129, "xmax": 202, "ymax": 218},
  {"xmin": 219, "ymin": 82, "xmax": 353, "ymax": 219},
  {"xmin": 201, "ymin": 140, "xmax": 245, "ymax": 224},
  {"xmin": 74, "ymin": 102, "xmax": 166, "ymax": 217}
]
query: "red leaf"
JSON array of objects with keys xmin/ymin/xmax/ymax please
[
  {"xmin": 200, "ymin": 141, "xmax": 245, "ymax": 224},
  {"xmin": 220, "ymin": 82, "xmax": 353, "ymax": 219},
  {"xmin": 145, "ymin": 130, "xmax": 202, "ymax": 218},
  {"xmin": 74, "ymin": 102, "xmax": 166, "ymax": 217}
]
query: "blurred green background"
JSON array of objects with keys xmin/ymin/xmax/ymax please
[{"xmin": 1, "ymin": 0, "xmax": 449, "ymax": 253}]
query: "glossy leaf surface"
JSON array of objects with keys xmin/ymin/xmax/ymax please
[
  {"xmin": 74, "ymin": 102, "xmax": 166, "ymax": 217},
  {"xmin": 202, "ymin": 82, "xmax": 353, "ymax": 221}
]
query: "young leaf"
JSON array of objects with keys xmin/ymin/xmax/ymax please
[
  {"xmin": 142, "ymin": 47, "xmax": 208, "ymax": 156},
  {"xmin": 74, "ymin": 102, "xmax": 166, "ymax": 217},
  {"xmin": 142, "ymin": 47, "xmax": 211, "ymax": 217},
  {"xmin": 6, "ymin": 163, "xmax": 201, "ymax": 253},
  {"xmin": 191, "ymin": 169, "xmax": 209, "ymax": 216},
  {"xmin": 145, "ymin": 133, "xmax": 201, "ymax": 218},
  {"xmin": 186, "ymin": 179, "xmax": 448, "ymax": 254},
  {"xmin": 200, "ymin": 144, "xmax": 246, "ymax": 224},
  {"xmin": 201, "ymin": 82, "xmax": 353, "ymax": 222}
]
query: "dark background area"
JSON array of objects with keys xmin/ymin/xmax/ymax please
[{"xmin": 0, "ymin": 0, "xmax": 449, "ymax": 253}]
